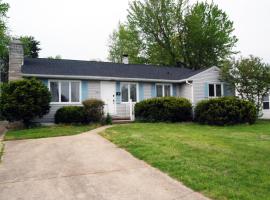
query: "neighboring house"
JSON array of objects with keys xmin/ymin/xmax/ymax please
[{"xmin": 9, "ymin": 40, "xmax": 235, "ymax": 122}]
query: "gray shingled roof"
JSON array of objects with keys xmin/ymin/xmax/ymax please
[{"xmin": 22, "ymin": 58, "xmax": 206, "ymax": 81}]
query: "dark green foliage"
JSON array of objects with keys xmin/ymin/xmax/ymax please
[
  {"xmin": 195, "ymin": 97, "xmax": 257, "ymax": 125},
  {"xmin": 82, "ymin": 99, "xmax": 104, "ymax": 122},
  {"xmin": 0, "ymin": 78, "xmax": 51, "ymax": 126},
  {"xmin": 109, "ymin": 0, "xmax": 237, "ymax": 68},
  {"xmin": 135, "ymin": 97, "xmax": 192, "ymax": 122},
  {"xmin": 19, "ymin": 36, "xmax": 41, "ymax": 58},
  {"xmin": 221, "ymin": 56, "xmax": 270, "ymax": 115},
  {"xmin": 105, "ymin": 113, "xmax": 112, "ymax": 125},
  {"xmin": 55, "ymin": 106, "xmax": 87, "ymax": 124}
]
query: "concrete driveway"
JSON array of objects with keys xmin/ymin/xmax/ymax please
[{"xmin": 0, "ymin": 126, "xmax": 209, "ymax": 200}]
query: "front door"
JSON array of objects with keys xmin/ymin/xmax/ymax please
[{"xmin": 100, "ymin": 81, "xmax": 116, "ymax": 115}]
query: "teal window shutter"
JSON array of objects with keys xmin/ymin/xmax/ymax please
[
  {"xmin": 139, "ymin": 82, "xmax": 144, "ymax": 101},
  {"xmin": 41, "ymin": 79, "xmax": 48, "ymax": 87},
  {"xmin": 172, "ymin": 84, "xmax": 177, "ymax": 96},
  {"xmin": 81, "ymin": 81, "xmax": 89, "ymax": 101},
  {"xmin": 223, "ymin": 83, "xmax": 234, "ymax": 96},
  {"xmin": 151, "ymin": 83, "xmax": 156, "ymax": 97},
  {"xmin": 116, "ymin": 81, "xmax": 121, "ymax": 104},
  {"xmin": 204, "ymin": 83, "xmax": 209, "ymax": 98}
]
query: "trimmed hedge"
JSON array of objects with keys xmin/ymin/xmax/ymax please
[
  {"xmin": 82, "ymin": 99, "xmax": 104, "ymax": 122},
  {"xmin": 135, "ymin": 97, "xmax": 192, "ymax": 122},
  {"xmin": 195, "ymin": 97, "xmax": 257, "ymax": 125},
  {"xmin": 0, "ymin": 78, "xmax": 51, "ymax": 126},
  {"xmin": 55, "ymin": 106, "xmax": 87, "ymax": 124}
]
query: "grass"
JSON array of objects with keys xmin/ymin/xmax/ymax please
[
  {"xmin": 101, "ymin": 121, "xmax": 270, "ymax": 200},
  {"xmin": 4, "ymin": 124, "xmax": 100, "ymax": 140}
]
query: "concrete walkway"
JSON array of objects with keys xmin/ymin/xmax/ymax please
[{"xmin": 0, "ymin": 126, "xmax": 209, "ymax": 200}]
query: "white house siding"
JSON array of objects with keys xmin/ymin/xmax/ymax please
[
  {"xmin": 177, "ymin": 83, "xmax": 192, "ymax": 102},
  {"xmin": 89, "ymin": 81, "xmax": 101, "ymax": 99},
  {"xmin": 192, "ymin": 67, "xmax": 221, "ymax": 104},
  {"xmin": 37, "ymin": 104, "xmax": 82, "ymax": 123},
  {"xmin": 262, "ymin": 110, "xmax": 270, "ymax": 119},
  {"xmin": 143, "ymin": 83, "xmax": 152, "ymax": 99}
]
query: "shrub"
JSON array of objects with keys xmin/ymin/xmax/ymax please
[
  {"xmin": 82, "ymin": 99, "xmax": 104, "ymax": 122},
  {"xmin": 0, "ymin": 78, "xmax": 51, "ymax": 127},
  {"xmin": 55, "ymin": 106, "xmax": 87, "ymax": 124},
  {"xmin": 195, "ymin": 97, "xmax": 257, "ymax": 125},
  {"xmin": 135, "ymin": 97, "xmax": 192, "ymax": 122}
]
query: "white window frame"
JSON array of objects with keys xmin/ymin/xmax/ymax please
[
  {"xmin": 263, "ymin": 94, "xmax": 270, "ymax": 110},
  {"xmin": 48, "ymin": 80, "xmax": 82, "ymax": 104},
  {"xmin": 156, "ymin": 83, "xmax": 173, "ymax": 97},
  {"xmin": 120, "ymin": 82, "xmax": 139, "ymax": 103},
  {"xmin": 208, "ymin": 83, "xmax": 224, "ymax": 98}
]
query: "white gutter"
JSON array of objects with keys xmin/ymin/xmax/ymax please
[
  {"xmin": 22, "ymin": 73, "xmax": 189, "ymax": 83},
  {"xmin": 185, "ymin": 80, "xmax": 194, "ymax": 104}
]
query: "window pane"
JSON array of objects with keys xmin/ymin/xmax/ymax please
[
  {"xmin": 130, "ymin": 84, "xmax": 137, "ymax": 102},
  {"xmin": 50, "ymin": 82, "xmax": 59, "ymax": 102},
  {"xmin": 263, "ymin": 102, "xmax": 269, "ymax": 110},
  {"xmin": 71, "ymin": 82, "xmax": 80, "ymax": 102},
  {"xmin": 216, "ymin": 84, "xmax": 222, "ymax": 97},
  {"xmin": 156, "ymin": 85, "xmax": 163, "ymax": 97},
  {"xmin": 209, "ymin": 84, "xmax": 215, "ymax": 97},
  {"xmin": 121, "ymin": 84, "xmax": 128, "ymax": 102},
  {"xmin": 164, "ymin": 85, "xmax": 171, "ymax": 96},
  {"xmin": 263, "ymin": 95, "xmax": 269, "ymax": 102},
  {"xmin": 61, "ymin": 82, "xmax": 69, "ymax": 102}
]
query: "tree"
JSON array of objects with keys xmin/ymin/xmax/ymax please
[
  {"xmin": 108, "ymin": 0, "xmax": 237, "ymax": 69},
  {"xmin": 183, "ymin": 2, "xmax": 238, "ymax": 69},
  {"xmin": 19, "ymin": 36, "xmax": 41, "ymax": 58},
  {"xmin": 0, "ymin": 0, "xmax": 10, "ymax": 82},
  {"xmin": 47, "ymin": 55, "xmax": 62, "ymax": 59},
  {"xmin": 0, "ymin": 78, "xmax": 51, "ymax": 127},
  {"xmin": 220, "ymin": 56, "xmax": 270, "ymax": 115},
  {"xmin": 108, "ymin": 23, "xmax": 146, "ymax": 64}
]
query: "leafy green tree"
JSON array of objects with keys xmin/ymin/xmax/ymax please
[
  {"xmin": 183, "ymin": 2, "xmax": 238, "ymax": 69},
  {"xmin": 19, "ymin": 36, "xmax": 41, "ymax": 58},
  {"xmin": 47, "ymin": 55, "xmax": 62, "ymax": 59},
  {"xmin": 108, "ymin": 0, "xmax": 237, "ymax": 69},
  {"xmin": 108, "ymin": 23, "xmax": 145, "ymax": 64},
  {"xmin": 0, "ymin": 0, "xmax": 10, "ymax": 82},
  {"xmin": 220, "ymin": 56, "xmax": 270, "ymax": 115},
  {"xmin": 0, "ymin": 78, "xmax": 51, "ymax": 127}
]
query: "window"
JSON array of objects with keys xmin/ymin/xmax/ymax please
[
  {"xmin": 209, "ymin": 83, "xmax": 222, "ymax": 97},
  {"xmin": 156, "ymin": 84, "xmax": 172, "ymax": 97},
  {"xmin": 49, "ymin": 80, "xmax": 81, "ymax": 103},
  {"xmin": 263, "ymin": 95, "xmax": 269, "ymax": 110},
  {"xmin": 121, "ymin": 83, "xmax": 137, "ymax": 102},
  {"xmin": 156, "ymin": 85, "xmax": 163, "ymax": 97}
]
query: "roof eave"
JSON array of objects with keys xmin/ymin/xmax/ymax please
[{"xmin": 22, "ymin": 73, "xmax": 188, "ymax": 83}]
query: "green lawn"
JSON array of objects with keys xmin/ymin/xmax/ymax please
[
  {"xmin": 5, "ymin": 124, "xmax": 100, "ymax": 140},
  {"xmin": 101, "ymin": 121, "xmax": 270, "ymax": 200}
]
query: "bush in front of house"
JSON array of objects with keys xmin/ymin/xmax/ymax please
[
  {"xmin": 135, "ymin": 97, "xmax": 192, "ymax": 122},
  {"xmin": 0, "ymin": 78, "xmax": 51, "ymax": 127},
  {"xmin": 55, "ymin": 106, "xmax": 87, "ymax": 124},
  {"xmin": 82, "ymin": 99, "xmax": 105, "ymax": 122},
  {"xmin": 194, "ymin": 97, "xmax": 257, "ymax": 125}
]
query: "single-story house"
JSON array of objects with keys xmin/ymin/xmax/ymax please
[{"xmin": 12, "ymin": 39, "xmax": 267, "ymax": 122}]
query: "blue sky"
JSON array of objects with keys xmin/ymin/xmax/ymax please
[{"xmin": 6, "ymin": 0, "xmax": 270, "ymax": 63}]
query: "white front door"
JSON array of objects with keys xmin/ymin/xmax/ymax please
[{"xmin": 100, "ymin": 81, "xmax": 116, "ymax": 115}]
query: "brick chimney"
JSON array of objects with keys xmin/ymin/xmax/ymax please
[
  {"xmin": 122, "ymin": 54, "xmax": 129, "ymax": 64},
  {"xmin": 9, "ymin": 39, "xmax": 24, "ymax": 81}
]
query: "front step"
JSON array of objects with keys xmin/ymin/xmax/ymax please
[{"xmin": 112, "ymin": 120, "xmax": 133, "ymax": 124}]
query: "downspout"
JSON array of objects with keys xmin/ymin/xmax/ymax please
[
  {"xmin": 185, "ymin": 80, "xmax": 194, "ymax": 105},
  {"xmin": 186, "ymin": 80, "xmax": 195, "ymax": 120}
]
